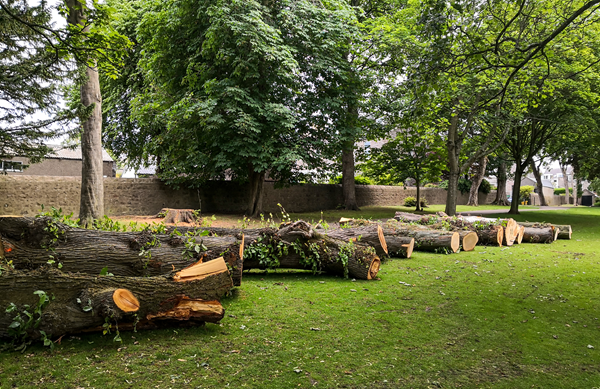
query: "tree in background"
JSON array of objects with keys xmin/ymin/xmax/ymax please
[
  {"xmin": 0, "ymin": 0, "xmax": 76, "ymax": 163},
  {"xmin": 104, "ymin": 0, "xmax": 358, "ymax": 217},
  {"xmin": 360, "ymin": 125, "xmax": 445, "ymax": 211}
]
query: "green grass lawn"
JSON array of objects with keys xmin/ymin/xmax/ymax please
[{"xmin": 1, "ymin": 207, "xmax": 599, "ymax": 388}]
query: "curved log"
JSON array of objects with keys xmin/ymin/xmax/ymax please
[{"xmin": 0, "ymin": 260, "xmax": 232, "ymax": 340}]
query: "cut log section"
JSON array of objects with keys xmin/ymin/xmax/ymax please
[
  {"xmin": 325, "ymin": 225, "xmax": 413, "ymax": 258},
  {"xmin": 156, "ymin": 208, "xmax": 199, "ymax": 224},
  {"xmin": 381, "ymin": 220, "xmax": 460, "ymax": 253},
  {"xmin": 522, "ymin": 227, "xmax": 559, "ymax": 243},
  {"xmin": 243, "ymin": 221, "xmax": 381, "ymax": 280},
  {"xmin": 460, "ymin": 216, "xmax": 519, "ymax": 247},
  {"xmin": 458, "ymin": 231, "xmax": 479, "ymax": 252},
  {"xmin": 0, "ymin": 266, "xmax": 232, "ymax": 340},
  {"xmin": 0, "ymin": 217, "xmax": 243, "ymax": 284},
  {"xmin": 515, "ymin": 225, "xmax": 525, "ymax": 244},
  {"xmin": 517, "ymin": 222, "xmax": 572, "ymax": 240},
  {"xmin": 474, "ymin": 226, "xmax": 504, "ymax": 246}
]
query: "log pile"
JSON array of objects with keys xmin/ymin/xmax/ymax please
[{"xmin": 393, "ymin": 212, "xmax": 568, "ymax": 246}]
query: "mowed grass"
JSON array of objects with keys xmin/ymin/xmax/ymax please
[{"xmin": 1, "ymin": 207, "xmax": 599, "ymax": 388}]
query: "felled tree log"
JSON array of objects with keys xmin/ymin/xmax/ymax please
[
  {"xmin": 458, "ymin": 231, "xmax": 479, "ymax": 251},
  {"xmin": 0, "ymin": 259, "xmax": 232, "ymax": 340},
  {"xmin": 474, "ymin": 225, "xmax": 504, "ymax": 246},
  {"xmin": 156, "ymin": 208, "xmax": 199, "ymax": 224},
  {"xmin": 241, "ymin": 221, "xmax": 381, "ymax": 280},
  {"xmin": 460, "ymin": 216, "xmax": 519, "ymax": 246},
  {"xmin": 0, "ymin": 216, "xmax": 243, "ymax": 285},
  {"xmin": 394, "ymin": 212, "xmax": 510, "ymax": 247},
  {"xmin": 380, "ymin": 220, "xmax": 460, "ymax": 253},
  {"xmin": 325, "ymin": 225, "xmax": 414, "ymax": 259},
  {"xmin": 515, "ymin": 225, "xmax": 525, "ymax": 244},
  {"xmin": 522, "ymin": 227, "xmax": 559, "ymax": 243},
  {"xmin": 517, "ymin": 222, "xmax": 571, "ymax": 240}
]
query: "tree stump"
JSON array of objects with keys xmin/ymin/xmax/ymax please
[{"xmin": 157, "ymin": 208, "xmax": 199, "ymax": 224}]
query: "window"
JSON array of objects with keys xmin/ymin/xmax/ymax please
[{"xmin": 1, "ymin": 160, "xmax": 23, "ymax": 172}]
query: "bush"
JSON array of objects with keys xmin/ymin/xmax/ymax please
[
  {"xmin": 404, "ymin": 196, "xmax": 417, "ymax": 207},
  {"xmin": 479, "ymin": 179, "xmax": 491, "ymax": 194},
  {"xmin": 553, "ymin": 187, "xmax": 573, "ymax": 195},
  {"xmin": 329, "ymin": 175, "xmax": 375, "ymax": 185},
  {"xmin": 520, "ymin": 186, "xmax": 534, "ymax": 203},
  {"xmin": 404, "ymin": 196, "xmax": 428, "ymax": 208},
  {"xmin": 439, "ymin": 178, "xmax": 487, "ymax": 194},
  {"xmin": 424, "ymin": 183, "xmax": 438, "ymax": 188},
  {"xmin": 594, "ymin": 198, "xmax": 600, "ymax": 207}
]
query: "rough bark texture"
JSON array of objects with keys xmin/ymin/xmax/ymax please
[
  {"xmin": 0, "ymin": 217, "xmax": 243, "ymax": 284},
  {"xmin": 242, "ymin": 221, "xmax": 380, "ymax": 280},
  {"xmin": 157, "ymin": 208, "xmax": 199, "ymax": 224},
  {"xmin": 475, "ymin": 226, "xmax": 504, "ymax": 246},
  {"xmin": 516, "ymin": 222, "xmax": 572, "ymax": 240},
  {"xmin": 445, "ymin": 113, "xmax": 461, "ymax": 216},
  {"xmin": 460, "ymin": 216, "xmax": 519, "ymax": 246},
  {"xmin": 467, "ymin": 156, "xmax": 487, "ymax": 206},
  {"xmin": 0, "ymin": 267, "xmax": 232, "ymax": 340},
  {"xmin": 492, "ymin": 158, "xmax": 510, "ymax": 206},
  {"xmin": 530, "ymin": 161, "xmax": 548, "ymax": 206},
  {"xmin": 561, "ymin": 165, "xmax": 571, "ymax": 205},
  {"xmin": 325, "ymin": 226, "xmax": 414, "ymax": 259},
  {"xmin": 522, "ymin": 227, "xmax": 558, "ymax": 243},
  {"xmin": 65, "ymin": 0, "xmax": 104, "ymax": 227},
  {"xmin": 247, "ymin": 169, "xmax": 265, "ymax": 218},
  {"xmin": 509, "ymin": 168, "xmax": 524, "ymax": 214},
  {"xmin": 380, "ymin": 220, "xmax": 460, "ymax": 253},
  {"xmin": 342, "ymin": 144, "xmax": 360, "ymax": 211}
]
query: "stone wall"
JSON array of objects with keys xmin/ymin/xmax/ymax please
[
  {"xmin": 0, "ymin": 175, "xmax": 498, "ymax": 216},
  {"xmin": 6, "ymin": 157, "xmax": 115, "ymax": 177}
]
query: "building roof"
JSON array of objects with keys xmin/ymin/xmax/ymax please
[{"xmin": 48, "ymin": 145, "xmax": 113, "ymax": 162}]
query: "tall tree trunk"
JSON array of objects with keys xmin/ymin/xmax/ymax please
[
  {"xmin": 493, "ymin": 157, "xmax": 509, "ymax": 205},
  {"xmin": 247, "ymin": 168, "xmax": 265, "ymax": 218},
  {"xmin": 415, "ymin": 178, "xmax": 421, "ymax": 212},
  {"xmin": 573, "ymin": 157, "xmax": 581, "ymax": 206},
  {"xmin": 445, "ymin": 114, "xmax": 460, "ymax": 216},
  {"xmin": 508, "ymin": 167, "xmax": 524, "ymax": 214},
  {"xmin": 342, "ymin": 99, "xmax": 360, "ymax": 211},
  {"xmin": 530, "ymin": 160, "xmax": 548, "ymax": 206},
  {"xmin": 66, "ymin": 0, "xmax": 104, "ymax": 228},
  {"xmin": 467, "ymin": 155, "xmax": 487, "ymax": 206},
  {"xmin": 561, "ymin": 165, "xmax": 570, "ymax": 205}
]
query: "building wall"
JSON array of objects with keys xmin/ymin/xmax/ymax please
[
  {"xmin": 4, "ymin": 157, "xmax": 115, "ymax": 177},
  {"xmin": 0, "ymin": 176, "xmax": 498, "ymax": 217}
]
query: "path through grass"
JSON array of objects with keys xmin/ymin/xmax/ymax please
[{"xmin": 1, "ymin": 207, "xmax": 599, "ymax": 388}]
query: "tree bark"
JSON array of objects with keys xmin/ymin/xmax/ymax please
[
  {"xmin": 415, "ymin": 178, "xmax": 422, "ymax": 212},
  {"xmin": 65, "ymin": 0, "xmax": 104, "ymax": 228},
  {"xmin": 380, "ymin": 220, "xmax": 460, "ymax": 253},
  {"xmin": 530, "ymin": 160, "xmax": 548, "ymax": 206},
  {"xmin": 243, "ymin": 221, "xmax": 380, "ymax": 280},
  {"xmin": 467, "ymin": 155, "xmax": 487, "ymax": 206},
  {"xmin": 516, "ymin": 222, "xmax": 572, "ymax": 240},
  {"xmin": 508, "ymin": 167, "xmax": 524, "ymax": 214},
  {"xmin": 326, "ymin": 226, "xmax": 414, "ymax": 259},
  {"xmin": 0, "ymin": 263, "xmax": 232, "ymax": 340},
  {"xmin": 492, "ymin": 157, "xmax": 510, "ymax": 206},
  {"xmin": 522, "ymin": 227, "xmax": 559, "ymax": 243},
  {"xmin": 561, "ymin": 165, "xmax": 570, "ymax": 205},
  {"xmin": 247, "ymin": 168, "xmax": 265, "ymax": 218},
  {"xmin": 394, "ymin": 212, "xmax": 505, "ymax": 246},
  {"xmin": 342, "ymin": 142, "xmax": 360, "ymax": 211},
  {"xmin": 0, "ymin": 217, "xmax": 243, "ymax": 284},
  {"xmin": 445, "ymin": 114, "xmax": 461, "ymax": 216}
]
